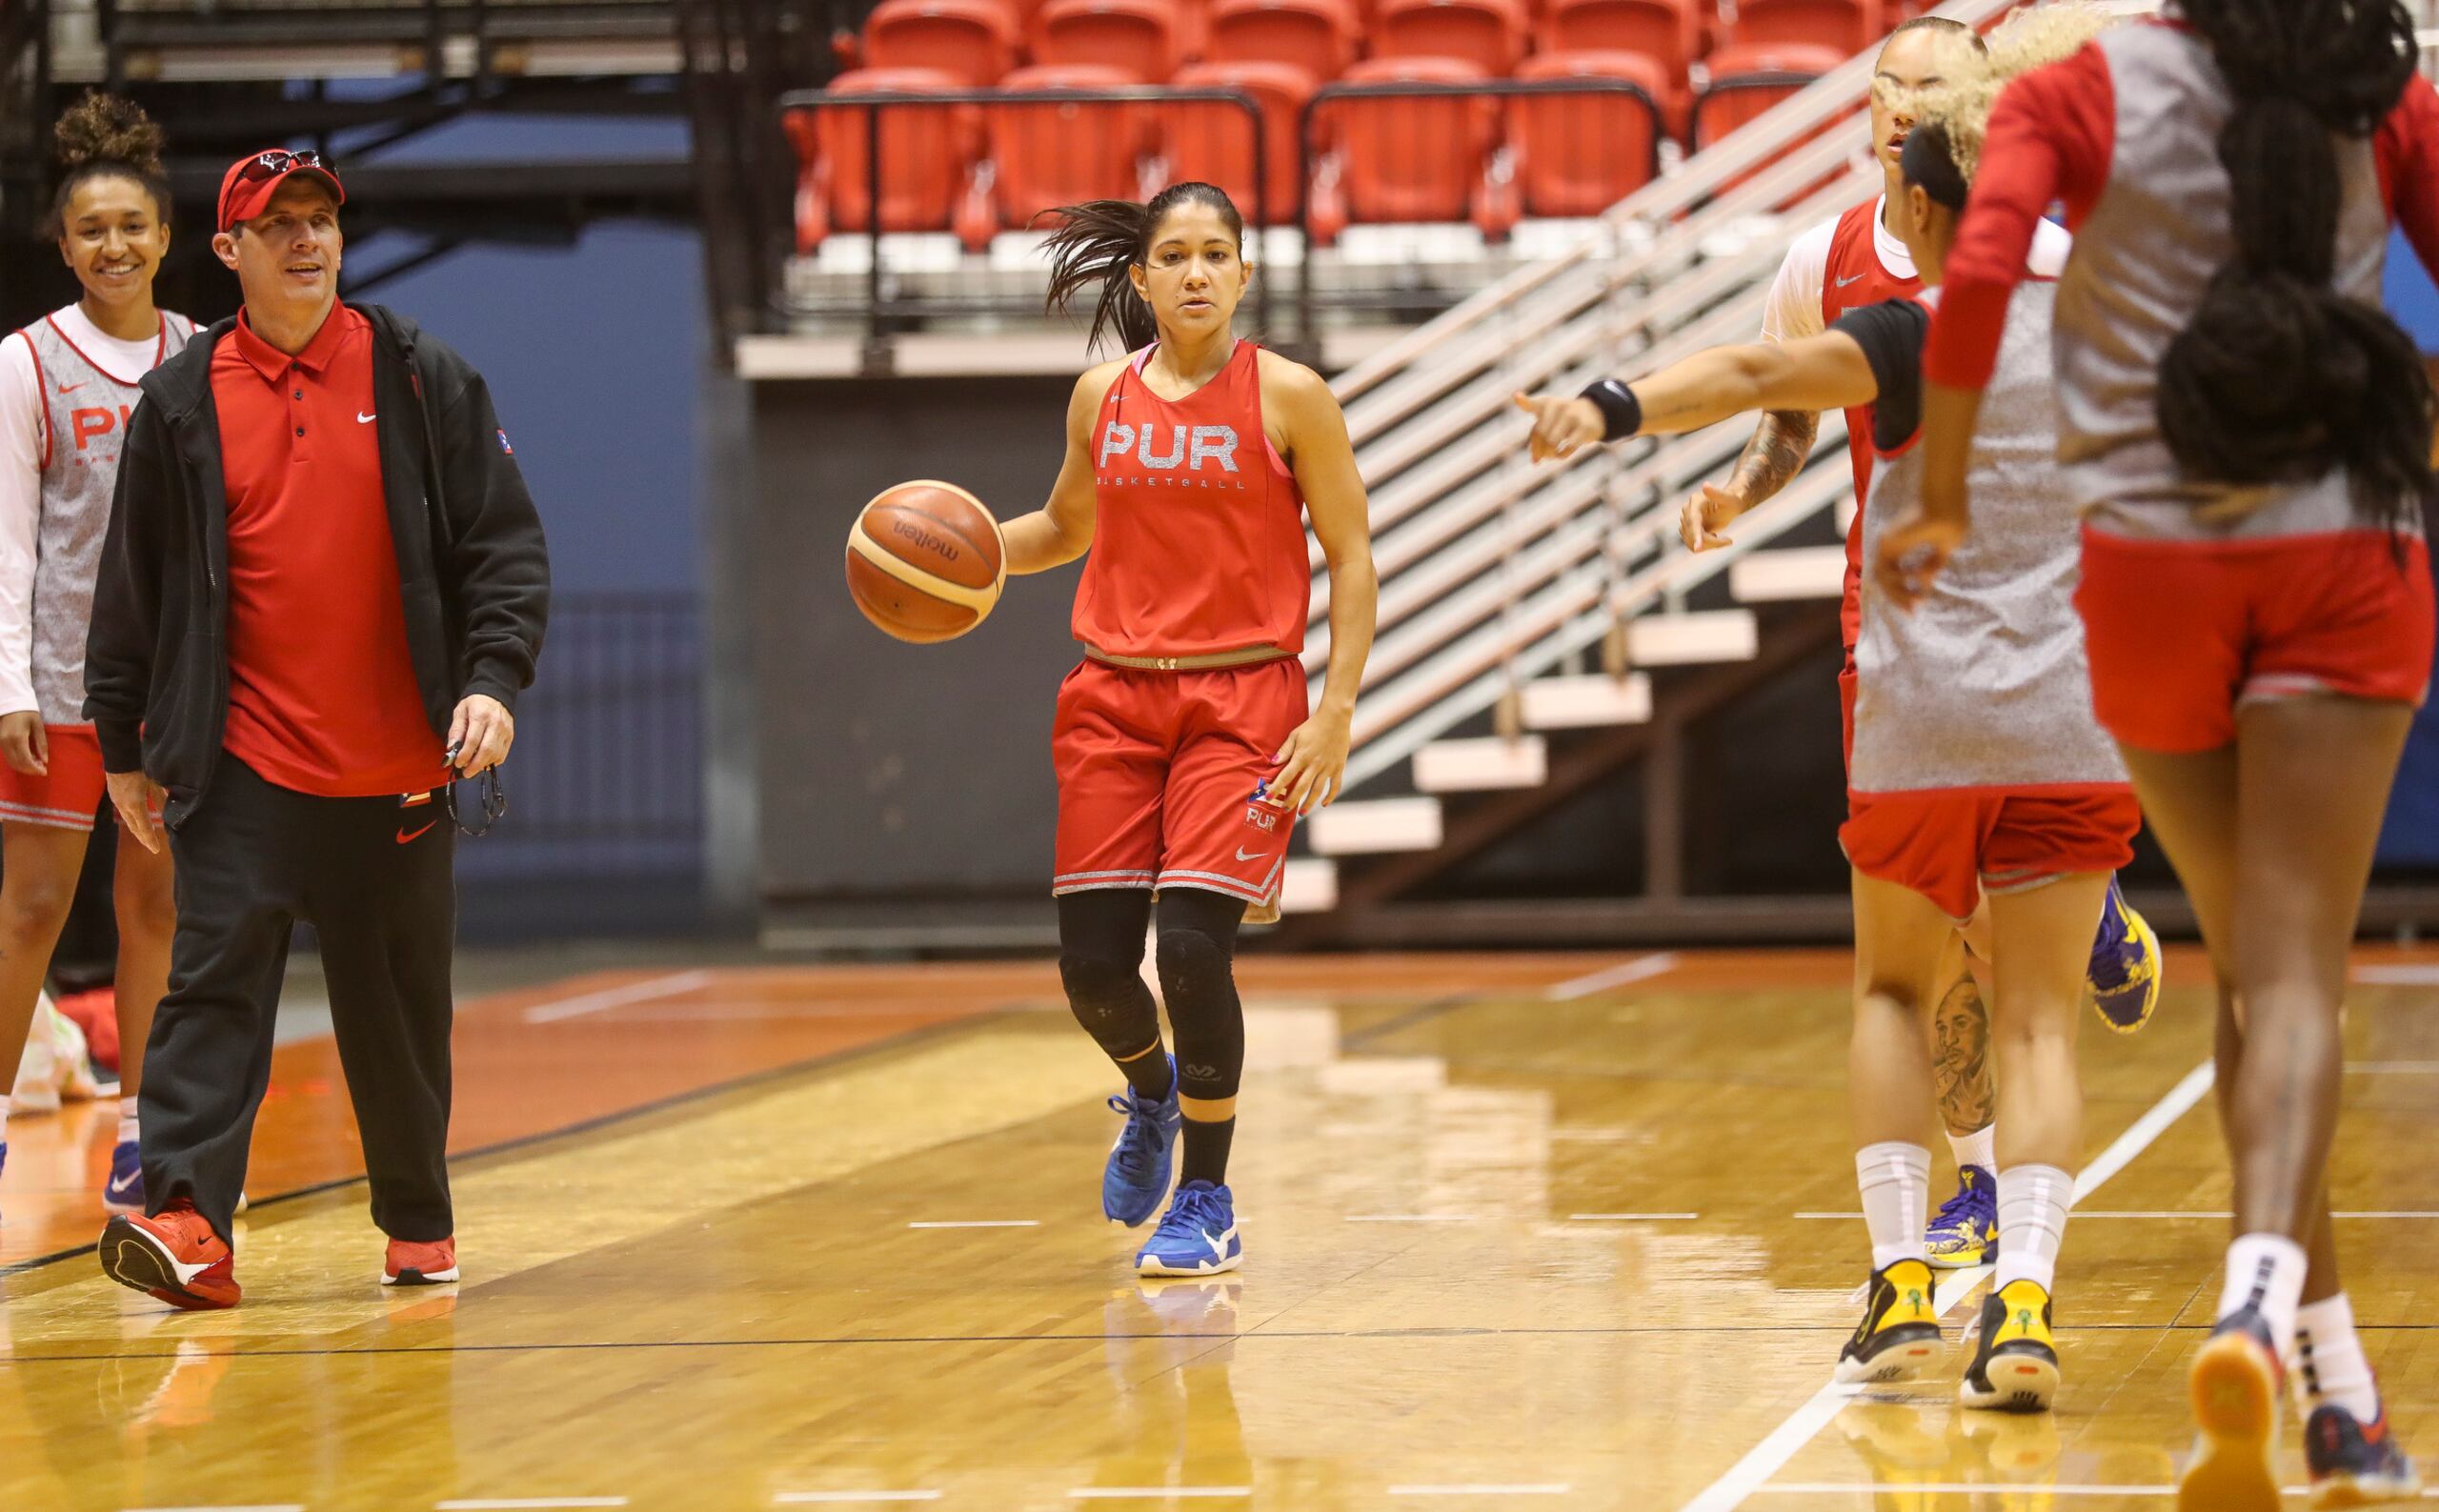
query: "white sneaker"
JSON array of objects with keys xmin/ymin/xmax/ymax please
[{"xmin": 12, "ymin": 994, "xmax": 96, "ymax": 1112}]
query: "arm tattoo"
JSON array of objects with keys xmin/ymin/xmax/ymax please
[
  {"xmin": 1930, "ymin": 967, "xmax": 1995, "ymax": 1139},
  {"xmin": 1725, "ymin": 408, "xmax": 1820, "ymax": 507}
]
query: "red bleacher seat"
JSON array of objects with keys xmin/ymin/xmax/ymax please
[
  {"xmin": 1035, "ymin": 0, "xmax": 1182, "ymax": 80},
  {"xmin": 1693, "ymin": 41, "xmax": 1842, "ymax": 147},
  {"xmin": 784, "ymin": 68, "xmax": 979, "ymax": 250},
  {"xmin": 1205, "ymin": 0, "xmax": 1360, "ymax": 78},
  {"xmin": 1542, "ymin": 0, "xmax": 1701, "ymax": 90},
  {"xmin": 1731, "ymin": 0, "xmax": 1884, "ymax": 58},
  {"xmin": 1309, "ymin": 56, "xmax": 1502, "ymax": 243},
  {"xmin": 862, "ymin": 0, "xmax": 1020, "ymax": 87},
  {"xmin": 987, "ymin": 64, "xmax": 1153, "ymax": 231},
  {"xmin": 1511, "ymin": 50, "xmax": 1665, "ymax": 217},
  {"xmin": 1373, "ymin": 0, "xmax": 1528, "ymax": 73},
  {"xmin": 1167, "ymin": 60, "xmax": 1318, "ymax": 225}
]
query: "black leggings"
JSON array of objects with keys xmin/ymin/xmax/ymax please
[{"xmin": 1057, "ymin": 887, "xmax": 1246, "ymax": 1103}]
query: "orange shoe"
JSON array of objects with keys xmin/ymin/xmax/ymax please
[
  {"xmin": 382, "ymin": 1236, "xmax": 458, "ymax": 1286},
  {"xmin": 100, "ymin": 1200, "xmax": 239, "ymax": 1310}
]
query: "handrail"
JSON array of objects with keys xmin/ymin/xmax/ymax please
[
  {"xmin": 777, "ymin": 83, "xmax": 1269, "ymax": 370},
  {"xmin": 1326, "ymin": 0, "xmax": 2021, "ymax": 404},
  {"xmin": 1292, "ymin": 74, "xmax": 1666, "ymax": 349}
]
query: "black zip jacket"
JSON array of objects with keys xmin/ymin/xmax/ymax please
[{"xmin": 85, "ymin": 302, "xmax": 550, "ymax": 828}]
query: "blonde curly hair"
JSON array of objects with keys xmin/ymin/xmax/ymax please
[{"xmin": 1875, "ymin": 3, "xmax": 2120, "ymax": 182}]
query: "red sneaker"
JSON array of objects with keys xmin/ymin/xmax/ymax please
[
  {"xmin": 382, "ymin": 1236, "xmax": 459, "ymax": 1286},
  {"xmin": 100, "ymin": 1200, "xmax": 239, "ymax": 1310}
]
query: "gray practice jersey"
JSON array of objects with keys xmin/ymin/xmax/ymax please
[
  {"xmin": 13, "ymin": 312, "xmax": 193, "ymax": 724},
  {"xmin": 1848, "ymin": 282, "xmax": 2127, "ymax": 795}
]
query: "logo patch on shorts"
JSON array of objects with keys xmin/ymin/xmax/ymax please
[{"xmin": 1245, "ymin": 778, "xmax": 1287, "ymax": 833}]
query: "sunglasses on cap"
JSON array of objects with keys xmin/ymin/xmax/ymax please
[{"xmin": 217, "ymin": 149, "xmax": 338, "ymax": 232}]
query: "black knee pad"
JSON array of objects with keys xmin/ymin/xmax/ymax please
[
  {"xmin": 1157, "ymin": 926, "xmax": 1244, "ymax": 1101},
  {"xmin": 1059, "ymin": 949, "xmax": 1159, "ymax": 1057}
]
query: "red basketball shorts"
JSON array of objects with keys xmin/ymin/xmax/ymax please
[
  {"xmin": 1052, "ymin": 657, "xmax": 1308, "ymax": 908},
  {"xmin": 1842, "ymin": 783, "xmax": 2141, "ymax": 921},
  {"xmin": 0, "ymin": 724, "xmax": 107, "ymax": 832},
  {"xmin": 2077, "ymin": 527, "xmax": 2435, "ymax": 755}
]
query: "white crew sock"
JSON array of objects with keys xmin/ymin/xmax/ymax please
[
  {"xmin": 1857, "ymin": 1141, "xmax": 1933, "ymax": 1270},
  {"xmin": 2296, "ymin": 1292, "xmax": 2383, "ymax": 1422},
  {"xmin": 1948, "ymin": 1124, "xmax": 1996, "ymax": 1176},
  {"xmin": 116, "ymin": 1095, "xmax": 138, "ymax": 1146},
  {"xmin": 1993, "ymin": 1163, "xmax": 2072, "ymax": 1293},
  {"xmin": 2219, "ymin": 1232, "xmax": 2310, "ymax": 1360}
]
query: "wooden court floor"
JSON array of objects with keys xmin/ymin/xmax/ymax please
[{"xmin": 5, "ymin": 944, "xmax": 2439, "ymax": 1511}]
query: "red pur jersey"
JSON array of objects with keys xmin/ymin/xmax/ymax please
[
  {"xmin": 1073, "ymin": 340, "xmax": 1311, "ymax": 660},
  {"xmin": 1824, "ymin": 198, "xmax": 1923, "ymax": 652}
]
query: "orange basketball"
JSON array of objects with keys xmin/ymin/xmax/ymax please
[{"xmin": 845, "ymin": 480, "xmax": 1007, "ymax": 644}]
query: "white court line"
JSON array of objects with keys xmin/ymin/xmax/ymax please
[
  {"xmin": 1346, "ymin": 1214, "xmax": 1477, "ymax": 1223},
  {"xmin": 1752, "ymin": 1485, "xmax": 2185, "ymax": 1498},
  {"xmin": 907, "ymin": 1220, "xmax": 1038, "ymax": 1229},
  {"xmin": 1068, "ymin": 1491, "xmax": 1252, "ymax": 1501},
  {"xmin": 521, "ymin": 969, "xmax": 713, "ymax": 1024},
  {"xmin": 1680, "ymin": 1057, "xmax": 2216, "ymax": 1512},
  {"xmin": 1388, "ymin": 1486, "xmax": 1573, "ymax": 1497},
  {"xmin": 2352, "ymin": 963, "xmax": 2439, "ymax": 985},
  {"xmin": 1568, "ymin": 1213, "xmax": 1701, "ymax": 1221},
  {"xmin": 776, "ymin": 1496, "xmax": 945, "ymax": 1505},
  {"xmin": 1795, "ymin": 1211, "xmax": 2439, "ymax": 1220},
  {"xmin": 1546, "ymin": 952, "xmax": 1681, "ymax": 1001},
  {"xmin": 438, "ymin": 1502, "xmax": 629, "ymax": 1512}
]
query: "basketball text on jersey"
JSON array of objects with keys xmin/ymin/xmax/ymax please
[
  {"xmin": 68, "ymin": 405, "xmax": 135, "ymax": 454},
  {"xmin": 1097, "ymin": 420, "xmax": 1243, "ymax": 482}
]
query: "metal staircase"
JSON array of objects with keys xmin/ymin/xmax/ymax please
[{"xmin": 1280, "ymin": 0, "xmax": 2019, "ymax": 932}]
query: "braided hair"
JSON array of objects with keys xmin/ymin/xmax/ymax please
[
  {"xmin": 1041, "ymin": 182, "xmax": 1244, "ymax": 353},
  {"xmin": 46, "ymin": 91, "xmax": 171, "ymax": 237},
  {"xmin": 2157, "ymin": 0, "xmax": 2432, "ymax": 526}
]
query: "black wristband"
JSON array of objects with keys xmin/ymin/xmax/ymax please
[{"xmin": 1580, "ymin": 378, "xmax": 1643, "ymax": 441}]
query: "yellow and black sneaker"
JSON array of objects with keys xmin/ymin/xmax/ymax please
[
  {"xmin": 1835, "ymin": 1258, "xmax": 1945, "ymax": 1386},
  {"xmin": 1960, "ymin": 1279, "xmax": 2061, "ymax": 1413}
]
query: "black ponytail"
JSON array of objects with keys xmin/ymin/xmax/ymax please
[
  {"xmin": 1042, "ymin": 181, "xmax": 1245, "ymax": 354},
  {"xmin": 46, "ymin": 91, "xmax": 171, "ymax": 237},
  {"xmin": 2158, "ymin": 0, "xmax": 2433, "ymax": 528}
]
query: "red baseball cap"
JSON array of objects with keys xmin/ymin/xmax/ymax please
[{"xmin": 216, "ymin": 149, "xmax": 346, "ymax": 233}]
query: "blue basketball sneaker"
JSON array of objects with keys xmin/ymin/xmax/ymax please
[
  {"xmin": 1925, "ymin": 1164, "xmax": 1998, "ymax": 1269},
  {"xmin": 2086, "ymin": 876, "xmax": 2163, "ymax": 1034},
  {"xmin": 1101, "ymin": 1056, "xmax": 1182, "ymax": 1227},
  {"xmin": 103, "ymin": 1139, "xmax": 144, "ymax": 1217},
  {"xmin": 1136, "ymin": 1179, "xmax": 1241, "ymax": 1277}
]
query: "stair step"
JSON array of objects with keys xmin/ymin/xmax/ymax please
[
  {"xmin": 1730, "ymin": 546, "xmax": 1846, "ymax": 603},
  {"xmin": 1307, "ymin": 796, "xmax": 1444, "ymax": 857},
  {"xmin": 1278, "ymin": 858, "xmax": 1339, "ymax": 915},
  {"xmin": 1521, "ymin": 673, "xmax": 1653, "ymax": 730},
  {"xmin": 1414, "ymin": 736, "xmax": 1549, "ymax": 794},
  {"xmin": 1626, "ymin": 610, "xmax": 1758, "ymax": 666}
]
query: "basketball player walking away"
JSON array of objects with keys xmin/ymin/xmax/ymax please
[
  {"xmin": 997, "ymin": 181, "xmax": 1376, "ymax": 1278},
  {"xmin": 0, "ymin": 93, "xmax": 189, "ymax": 1221},
  {"xmin": 1689, "ymin": 13, "xmax": 2161, "ymax": 1271},
  {"xmin": 1519, "ymin": 4, "xmax": 2125, "ymax": 1412},
  {"xmin": 87, "ymin": 150, "xmax": 549, "ymax": 1309},
  {"xmin": 1892, "ymin": 0, "xmax": 2439, "ymax": 1502}
]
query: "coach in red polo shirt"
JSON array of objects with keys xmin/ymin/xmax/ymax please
[{"xmin": 84, "ymin": 151, "xmax": 549, "ymax": 1309}]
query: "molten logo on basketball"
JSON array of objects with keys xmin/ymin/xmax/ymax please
[
  {"xmin": 1098, "ymin": 421, "xmax": 1240, "ymax": 474},
  {"xmin": 891, "ymin": 518, "xmax": 958, "ymax": 561}
]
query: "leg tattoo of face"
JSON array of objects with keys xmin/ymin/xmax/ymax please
[{"xmin": 1931, "ymin": 967, "xmax": 1994, "ymax": 1138}]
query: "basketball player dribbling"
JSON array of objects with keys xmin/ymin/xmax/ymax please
[
  {"xmin": 1899, "ymin": 0, "xmax": 2439, "ymax": 1501},
  {"xmin": 1519, "ymin": 5, "xmax": 2127, "ymax": 1412},
  {"xmin": 1686, "ymin": 14, "xmax": 2161, "ymax": 1272},
  {"xmin": 0, "ymin": 92, "xmax": 190, "ymax": 1221},
  {"xmin": 996, "ymin": 182, "xmax": 1377, "ymax": 1277}
]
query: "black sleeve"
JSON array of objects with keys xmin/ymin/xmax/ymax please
[
  {"xmin": 426, "ymin": 344, "xmax": 551, "ymax": 712},
  {"xmin": 83, "ymin": 394, "xmax": 171, "ymax": 772},
  {"xmin": 1827, "ymin": 297, "xmax": 1930, "ymax": 453}
]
